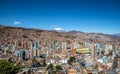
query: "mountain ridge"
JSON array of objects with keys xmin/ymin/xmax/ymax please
[
  {"xmin": 1, "ymin": 24, "xmax": 119, "ymax": 36},
  {"xmin": 0, "ymin": 24, "xmax": 120, "ymax": 45},
  {"xmin": 112, "ymin": 33, "xmax": 120, "ymax": 37}
]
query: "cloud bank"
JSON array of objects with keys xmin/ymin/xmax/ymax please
[
  {"xmin": 14, "ymin": 21, "xmax": 21, "ymax": 25},
  {"xmin": 53, "ymin": 27, "xmax": 64, "ymax": 31}
]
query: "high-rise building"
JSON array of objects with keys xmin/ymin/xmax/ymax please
[
  {"xmin": 29, "ymin": 49, "xmax": 33, "ymax": 59},
  {"xmin": 34, "ymin": 41, "xmax": 39, "ymax": 49},
  {"xmin": 105, "ymin": 44, "xmax": 109, "ymax": 55},
  {"xmin": 91, "ymin": 43, "xmax": 98, "ymax": 58},
  {"xmin": 20, "ymin": 49, "xmax": 26, "ymax": 60},
  {"xmin": 62, "ymin": 42, "xmax": 67, "ymax": 50},
  {"xmin": 96, "ymin": 43, "xmax": 102, "ymax": 56},
  {"xmin": 52, "ymin": 41, "xmax": 57, "ymax": 50},
  {"xmin": 23, "ymin": 41, "xmax": 28, "ymax": 49},
  {"xmin": 73, "ymin": 39, "xmax": 78, "ymax": 49},
  {"xmin": 72, "ymin": 48, "xmax": 76, "ymax": 55},
  {"xmin": 33, "ymin": 41, "xmax": 40, "ymax": 57}
]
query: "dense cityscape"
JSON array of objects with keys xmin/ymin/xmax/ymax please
[
  {"xmin": 0, "ymin": 0, "xmax": 120, "ymax": 74},
  {"xmin": 0, "ymin": 25, "xmax": 120, "ymax": 74}
]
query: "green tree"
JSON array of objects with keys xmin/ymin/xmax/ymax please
[
  {"xmin": 68, "ymin": 56, "xmax": 76, "ymax": 65},
  {"xmin": 0, "ymin": 60, "xmax": 20, "ymax": 74},
  {"xmin": 32, "ymin": 59, "xmax": 41, "ymax": 67},
  {"xmin": 55, "ymin": 65, "xmax": 62, "ymax": 71},
  {"xmin": 47, "ymin": 63, "xmax": 54, "ymax": 70},
  {"xmin": 42, "ymin": 60, "xmax": 47, "ymax": 67},
  {"xmin": 52, "ymin": 70, "xmax": 56, "ymax": 74}
]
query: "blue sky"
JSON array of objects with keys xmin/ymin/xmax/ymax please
[{"xmin": 0, "ymin": 0, "xmax": 120, "ymax": 34}]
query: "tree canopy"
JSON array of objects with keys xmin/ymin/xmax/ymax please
[
  {"xmin": 42, "ymin": 60, "xmax": 47, "ymax": 67},
  {"xmin": 55, "ymin": 65, "xmax": 62, "ymax": 71},
  {"xmin": 47, "ymin": 63, "xmax": 54, "ymax": 70},
  {"xmin": 0, "ymin": 60, "xmax": 20, "ymax": 74},
  {"xmin": 68, "ymin": 56, "xmax": 76, "ymax": 65}
]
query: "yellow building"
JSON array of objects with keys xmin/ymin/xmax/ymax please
[
  {"xmin": 72, "ymin": 48, "xmax": 76, "ymax": 55},
  {"xmin": 76, "ymin": 48, "xmax": 91, "ymax": 54}
]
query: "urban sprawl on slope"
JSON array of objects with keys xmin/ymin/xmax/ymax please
[{"xmin": 0, "ymin": 25, "xmax": 120, "ymax": 74}]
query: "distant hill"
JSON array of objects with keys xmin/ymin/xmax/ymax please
[
  {"xmin": 112, "ymin": 33, "xmax": 120, "ymax": 37},
  {"xmin": 0, "ymin": 24, "xmax": 120, "ymax": 46},
  {"xmin": 67, "ymin": 30, "xmax": 83, "ymax": 34}
]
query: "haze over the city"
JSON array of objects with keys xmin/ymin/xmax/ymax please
[{"xmin": 0, "ymin": 0, "xmax": 120, "ymax": 34}]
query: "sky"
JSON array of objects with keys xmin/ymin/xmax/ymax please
[{"xmin": 0, "ymin": 0, "xmax": 120, "ymax": 34}]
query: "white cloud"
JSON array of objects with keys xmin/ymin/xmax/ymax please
[
  {"xmin": 14, "ymin": 21, "xmax": 21, "ymax": 25},
  {"xmin": 53, "ymin": 27, "xmax": 64, "ymax": 31}
]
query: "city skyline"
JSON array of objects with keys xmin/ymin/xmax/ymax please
[{"xmin": 0, "ymin": 0, "xmax": 120, "ymax": 34}]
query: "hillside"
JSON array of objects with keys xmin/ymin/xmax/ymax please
[{"xmin": 0, "ymin": 25, "xmax": 120, "ymax": 47}]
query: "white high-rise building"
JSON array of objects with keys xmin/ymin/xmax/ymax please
[
  {"xmin": 91, "ymin": 43, "xmax": 98, "ymax": 58},
  {"xmin": 62, "ymin": 42, "xmax": 67, "ymax": 50},
  {"xmin": 33, "ymin": 41, "xmax": 40, "ymax": 57},
  {"xmin": 73, "ymin": 39, "xmax": 77, "ymax": 49},
  {"xmin": 105, "ymin": 44, "xmax": 109, "ymax": 54},
  {"xmin": 34, "ymin": 41, "xmax": 39, "ymax": 49}
]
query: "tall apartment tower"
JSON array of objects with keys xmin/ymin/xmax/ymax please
[
  {"xmin": 33, "ymin": 41, "xmax": 40, "ymax": 57},
  {"xmin": 72, "ymin": 39, "xmax": 77, "ymax": 55},
  {"xmin": 52, "ymin": 41, "xmax": 57, "ymax": 50},
  {"xmin": 91, "ymin": 43, "xmax": 98, "ymax": 58},
  {"xmin": 62, "ymin": 42, "xmax": 67, "ymax": 50},
  {"xmin": 28, "ymin": 41, "xmax": 33, "ymax": 59}
]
